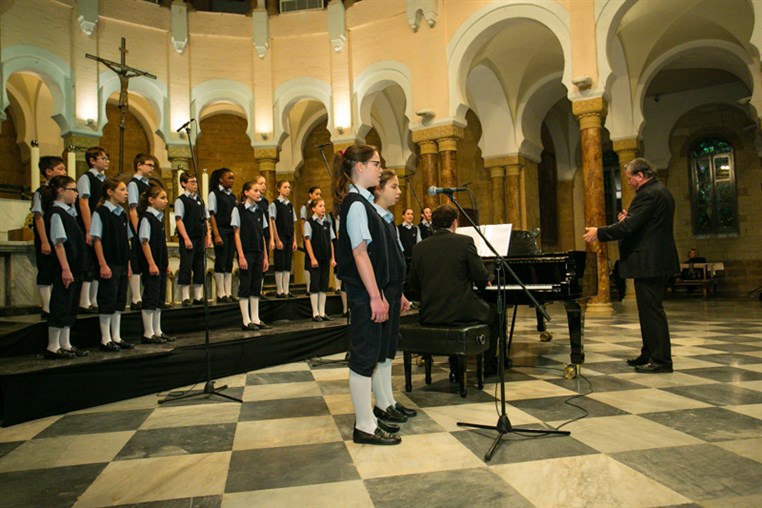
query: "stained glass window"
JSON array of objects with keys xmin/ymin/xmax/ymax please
[{"xmin": 689, "ymin": 138, "xmax": 737, "ymax": 235}]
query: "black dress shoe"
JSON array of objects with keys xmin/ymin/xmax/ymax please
[
  {"xmin": 114, "ymin": 340, "xmax": 134, "ymax": 350},
  {"xmin": 626, "ymin": 356, "xmax": 649, "ymax": 367},
  {"xmin": 312, "ymin": 316, "xmax": 323, "ymax": 322},
  {"xmin": 217, "ymin": 296, "xmax": 229, "ymax": 304},
  {"xmin": 342, "ymin": 311, "xmax": 349, "ymax": 318},
  {"xmin": 230, "ymin": 296, "xmax": 239, "ymax": 302},
  {"xmin": 40, "ymin": 311, "xmax": 49, "ymax": 320},
  {"xmin": 243, "ymin": 323, "xmax": 259, "ymax": 331},
  {"xmin": 141, "ymin": 336, "xmax": 165, "ymax": 344},
  {"xmin": 161, "ymin": 303, "xmax": 172, "ymax": 309},
  {"xmin": 286, "ymin": 292, "xmax": 296, "ymax": 298},
  {"xmin": 182, "ymin": 299, "xmax": 192, "ymax": 307},
  {"xmin": 377, "ymin": 419, "xmax": 400, "ymax": 434},
  {"xmin": 130, "ymin": 301, "xmax": 142, "ymax": 311},
  {"xmin": 352, "ymin": 426, "xmax": 401, "ymax": 445},
  {"xmin": 320, "ymin": 315, "xmax": 333, "ymax": 321},
  {"xmin": 99, "ymin": 341, "xmax": 121, "ymax": 352},
  {"xmin": 254, "ymin": 321, "xmax": 271, "ymax": 330},
  {"xmin": 635, "ymin": 362, "xmax": 673, "ymax": 374},
  {"xmin": 155, "ymin": 333, "xmax": 175, "ymax": 342},
  {"xmin": 394, "ymin": 402, "xmax": 417, "ymax": 417},
  {"xmin": 373, "ymin": 405, "xmax": 408, "ymax": 423},
  {"xmin": 276, "ymin": 293, "xmax": 287, "ymax": 299},
  {"xmin": 192, "ymin": 299, "xmax": 205, "ymax": 306},
  {"xmin": 44, "ymin": 348, "xmax": 75, "ymax": 359},
  {"xmin": 65, "ymin": 346, "xmax": 89, "ymax": 357},
  {"xmin": 259, "ymin": 294, "xmax": 271, "ymax": 301},
  {"xmin": 89, "ymin": 304, "xmax": 99, "ymax": 313}
]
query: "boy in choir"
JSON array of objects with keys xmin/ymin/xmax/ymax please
[
  {"xmin": 31, "ymin": 156, "xmax": 67, "ymax": 320},
  {"xmin": 398, "ymin": 208, "xmax": 420, "ymax": 296},
  {"xmin": 75, "ymin": 146, "xmax": 109, "ymax": 313},
  {"xmin": 137, "ymin": 185, "xmax": 175, "ymax": 344},
  {"xmin": 91, "ymin": 178, "xmax": 134, "ymax": 351},
  {"xmin": 269, "ymin": 180, "xmax": 298, "ymax": 298},
  {"xmin": 175, "ymin": 173, "xmax": 212, "ymax": 306},
  {"xmin": 300, "ymin": 186, "xmax": 323, "ymax": 294},
  {"xmin": 418, "ymin": 206, "xmax": 432, "ymax": 240},
  {"xmin": 42, "ymin": 176, "xmax": 89, "ymax": 359},
  {"xmin": 233, "ymin": 181, "xmax": 271, "ymax": 330},
  {"xmin": 127, "ymin": 153, "xmax": 156, "ymax": 310},
  {"xmin": 304, "ymin": 198, "xmax": 336, "ymax": 321},
  {"xmin": 208, "ymin": 168, "xmax": 237, "ymax": 303}
]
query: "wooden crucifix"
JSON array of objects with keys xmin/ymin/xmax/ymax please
[{"xmin": 86, "ymin": 38, "xmax": 157, "ymax": 176}]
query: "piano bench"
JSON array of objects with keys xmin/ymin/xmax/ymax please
[{"xmin": 398, "ymin": 323, "xmax": 490, "ymax": 398}]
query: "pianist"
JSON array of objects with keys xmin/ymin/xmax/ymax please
[{"xmin": 409, "ymin": 204, "xmax": 500, "ymax": 378}]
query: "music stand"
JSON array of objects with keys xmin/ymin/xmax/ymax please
[{"xmin": 444, "ymin": 193, "xmax": 569, "ymax": 461}]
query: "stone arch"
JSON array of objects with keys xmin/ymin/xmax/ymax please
[
  {"xmin": 466, "ymin": 63, "xmax": 516, "ymax": 159},
  {"xmin": 191, "ymin": 79, "xmax": 254, "ymax": 143},
  {"xmin": 447, "ymin": 1, "xmax": 572, "ymax": 124},
  {"xmin": 354, "ymin": 60, "xmax": 414, "ymax": 138},
  {"xmin": 273, "ymin": 78, "xmax": 332, "ymax": 147},
  {"xmin": 517, "ymin": 72, "xmax": 567, "ymax": 163},
  {"xmin": 594, "ymin": 0, "xmax": 638, "ymax": 97}
]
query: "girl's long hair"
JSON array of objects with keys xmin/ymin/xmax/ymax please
[
  {"xmin": 331, "ymin": 144, "xmax": 376, "ymax": 210},
  {"xmin": 96, "ymin": 177, "xmax": 125, "ymax": 208},
  {"xmin": 41, "ymin": 175, "xmax": 75, "ymax": 213},
  {"xmin": 137, "ymin": 184, "xmax": 165, "ymax": 215},
  {"xmin": 239, "ymin": 180, "xmax": 255, "ymax": 203},
  {"xmin": 370, "ymin": 168, "xmax": 397, "ymax": 197}
]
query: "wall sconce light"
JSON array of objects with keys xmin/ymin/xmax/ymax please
[
  {"xmin": 260, "ymin": 133, "xmax": 269, "ymax": 140},
  {"xmin": 86, "ymin": 118, "xmax": 95, "ymax": 126},
  {"xmin": 415, "ymin": 109, "xmax": 435, "ymax": 119},
  {"xmin": 572, "ymin": 76, "xmax": 593, "ymax": 90}
]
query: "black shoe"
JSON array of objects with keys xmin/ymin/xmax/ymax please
[
  {"xmin": 254, "ymin": 321, "xmax": 271, "ymax": 330},
  {"xmin": 130, "ymin": 301, "xmax": 142, "ymax": 311},
  {"xmin": 635, "ymin": 362, "xmax": 673, "ymax": 374},
  {"xmin": 99, "ymin": 341, "xmax": 121, "ymax": 352},
  {"xmin": 229, "ymin": 296, "xmax": 239, "ymax": 302},
  {"xmin": 182, "ymin": 299, "xmax": 192, "ymax": 307},
  {"xmin": 65, "ymin": 346, "xmax": 89, "ymax": 357},
  {"xmin": 373, "ymin": 405, "xmax": 408, "ymax": 423},
  {"xmin": 161, "ymin": 303, "xmax": 172, "ymax": 309},
  {"xmin": 113, "ymin": 340, "xmax": 134, "ymax": 350},
  {"xmin": 394, "ymin": 402, "xmax": 417, "ymax": 418},
  {"xmin": 40, "ymin": 311, "xmax": 49, "ymax": 320},
  {"xmin": 141, "ymin": 336, "xmax": 165, "ymax": 344},
  {"xmin": 377, "ymin": 419, "xmax": 400, "ymax": 434},
  {"xmin": 217, "ymin": 296, "xmax": 229, "ymax": 303},
  {"xmin": 312, "ymin": 316, "xmax": 323, "ymax": 322},
  {"xmin": 286, "ymin": 292, "xmax": 296, "ymax": 298},
  {"xmin": 89, "ymin": 304, "xmax": 98, "ymax": 313},
  {"xmin": 626, "ymin": 356, "xmax": 649, "ymax": 367},
  {"xmin": 276, "ymin": 293, "xmax": 287, "ymax": 299},
  {"xmin": 243, "ymin": 323, "xmax": 259, "ymax": 331},
  {"xmin": 192, "ymin": 299, "xmax": 205, "ymax": 306},
  {"xmin": 352, "ymin": 426, "xmax": 401, "ymax": 445},
  {"xmin": 320, "ymin": 315, "xmax": 333, "ymax": 322},
  {"xmin": 342, "ymin": 311, "xmax": 349, "ymax": 318},
  {"xmin": 44, "ymin": 348, "xmax": 75, "ymax": 359},
  {"xmin": 155, "ymin": 333, "xmax": 175, "ymax": 342},
  {"xmin": 79, "ymin": 306, "xmax": 93, "ymax": 314},
  {"xmin": 259, "ymin": 294, "xmax": 271, "ymax": 301}
]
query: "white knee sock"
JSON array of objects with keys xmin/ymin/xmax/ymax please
[
  {"xmin": 111, "ymin": 312, "xmax": 122, "ymax": 342},
  {"xmin": 304, "ymin": 270, "xmax": 311, "ymax": 292},
  {"xmin": 215, "ymin": 273, "xmax": 224, "ymax": 298},
  {"xmin": 372, "ymin": 362, "xmax": 393, "ymax": 410},
  {"xmin": 260, "ymin": 279, "xmax": 264, "ymax": 294},
  {"xmin": 90, "ymin": 281, "xmax": 98, "ymax": 306},
  {"xmin": 99, "ymin": 315, "xmax": 112, "ymax": 344},
  {"xmin": 239, "ymin": 298, "xmax": 251, "ymax": 325},
  {"xmin": 180, "ymin": 285, "xmax": 190, "ymax": 301},
  {"xmin": 38, "ymin": 285, "xmax": 52, "ymax": 313},
  {"xmin": 309, "ymin": 293, "xmax": 319, "ymax": 317},
  {"xmin": 153, "ymin": 310, "xmax": 163, "ymax": 336},
  {"xmin": 335, "ymin": 277, "xmax": 342, "ymax": 291},
  {"xmin": 318, "ymin": 292, "xmax": 327, "ymax": 317},
  {"xmin": 349, "ymin": 370, "xmax": 377, "ymax": 434},
  {"xmin": 380, "ymin": 359, "xmax": 396, "ymax": 406},
  {"xmin": 141, "ymin": 310, "xmax": 154, "ymax": 338},
  {"xmin": 47, "ymin": 326, "xmax": 62, "ymax": 352},
  {"xmin": 80, "ymin": 282, "xmax": 91, "ymax": 308},
  {"xmin": 129, "ymin": 275, "xmax": 142, "ymax": 303},
  {"xmin": 224, "ymin": 273, "xmax": 233, "ymax": 297},
  {"xmin": 250, "ymin": 297, "xmax": 260, "ymax": 324},
  {"xmin": 284, "ymin": 272, "xmax": 291, "ymax": 293},
  {"xmin": 341, "ymin": 291, "xmax": 348, "ymax": 314},
  {"xmin": 193, "ymin": 285, "xmax": 204, "ymax": 301},
  {"xmin": 60, "ymin": 327, "xmax": 72, "ymax": 350},
  {"xmin": 275, "ymin": 272, "xmax": 284, "ymax": 294}
]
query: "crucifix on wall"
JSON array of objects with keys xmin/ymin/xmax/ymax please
[{"xmin": 86, "ymin": 37, "xmax": 157, "ymax": 175}]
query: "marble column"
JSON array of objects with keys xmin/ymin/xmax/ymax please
[
  {"xmin": 573, "ymin": 96, "xmax": 612, "ymax": 315},
  {"xmin": 613, "ymin": 138, "xmax": 639, "ymax": 302},
  {"xmin": 487, "ymin": 165, "xmax": 506, "ymax": 224},
  {"xmin": 418, "ymin": 140, "xmax": 438, "ymax": 209},
  {"xmin": 412, "ymin": 124, "xmax": 464, "ymax": 209},
  {"xmin": 254, "ymin": 147, "xmax": 279, "ymax": 202},
  {"xmin": 437, "ymin": 137, "xmax": 459, "ymax": 190},
  {"xmin": 505, "ymin": 164, "xmax": 522, "ymax": 228}
]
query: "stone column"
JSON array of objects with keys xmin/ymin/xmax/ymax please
[
  {"xmin": 167, "ymin": 144, "xmax": 192, "ymax": 202},
  {"xmin": 437, "ymin": 137, "xmax": 459, "ymax": 190},
  {"xmin": 573, "ymin": 96, "xmax": 612, "ymax": 315},
  {"xmin": 487, "ymin": 164, "xmax": 506, "ymax": 224},
  {"xmin": 505, "ymin": 163, "xmax": 523, "ymax": 228},
  {"xmin": 254, "ymin": 147, "xmax": 279, "ymax": 202},
  {"xmin": 613, "ymin": 138, "xmax": 639, "ymax": 302},
  {"xmin": 412, "ymin": 124, "xmax": 464, "ymax": 209}
]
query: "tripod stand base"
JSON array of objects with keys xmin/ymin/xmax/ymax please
[
  {"xmin": 159, "ymin": 380, "xmax": 243, "ymax": 405},
  {"xmin": 457, "ymin": 415, "xmax": 570, "ymax": 461}
]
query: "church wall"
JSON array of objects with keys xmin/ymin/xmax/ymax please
[
  {"xmin": 270, "ymin": 33, "xmax": 331, "ymax": 90},
  {"xmin": 0, "ymin": 0, "xmax": 72, "ymax": 63},
  {"xmin": 196, "ymin": 113, "xmax": 259, "ymax": 193},
  {"xmin": 0, "ymin": 109, "xmax": 25, "ymax": 196},
  {"xmin": 99, "ymin": 103, "xmax": 150, "ymax": 179}
]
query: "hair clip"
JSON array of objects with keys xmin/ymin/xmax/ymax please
[{"xmin": 341, "ymin": 149, "xmax": 346, "ymax": 157}]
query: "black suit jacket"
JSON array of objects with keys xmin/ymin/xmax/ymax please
[
  {"xmin": 409, "ymin": 229, "xmax": 491, "ymax": 325},
  {"xmin": 597, "ymin": 178, "xmax": 679, "ymax": 279}
]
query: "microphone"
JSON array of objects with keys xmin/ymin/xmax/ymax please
[
  {"xmin": 428, "ymin": 185, "xmax": 468, "ymax": 196},
  {"xmin": 176, "ymin": 119, "xmax": 194, "ymax": 133},
  {"xmin": 313, "ymin": 142, "xmax": 332, "ymax": 149}
]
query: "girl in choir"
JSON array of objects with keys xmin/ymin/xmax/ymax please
[
  {"xmin": 208, "ymin": 167, "xmax": 237, "ymax": 303},
  {"xmin": 255, "ymin": 175, "xmax": 274, "ymax": 297},
  {"xmin": 91, "ymin": 178, "xmax": 134, "ymax": 351},
  {"xmin": 269, "ymin": 180, "xmax": 297, "ymax": 298},
  {"xmin": 372, "ymin": 169, "xmax": 416, "ymax": 420},
  {"xmin": 304, "ymin": 198, "xmax": 336, "ymax": 321},
  {"xmin": 137, "ymin": 185, "xmax": 175, "ymax": 344},
  {"xmin": 300, "ymin": 186, "xmax": 322, "ymax": 294},
  {"xmin": 333, "ymin": 144, "xmax": 399, "ymax": 445},
  {"xmin": 42, "ymin": 175, "xmax": 89, "ymax": 359},
  {"xmin": 233, "ymin": 180, "xmax": 272, "ymax": 330}
]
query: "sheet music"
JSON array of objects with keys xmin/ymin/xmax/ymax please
[{"xmin": 456, "ymin": 224, "xmax": 513, "ymax": 257}]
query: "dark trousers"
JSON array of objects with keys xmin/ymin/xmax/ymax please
[
  {"xmin": 141, "ymin": 271, "xmax": 167, "ymax": 310},
  {"xmin": 213, "ymin": 228, "xmax": 235, "ymax": 273},
  {"xmin": 130, "ymin": 236, "xmax": 143, "ymax": 275},
  {"xmin": 82, "ymin": 245, "xmax": 97, "ymax": 282},
  {"xmin": 345, "ymin": 281, "xmax": 384, "ymax": 377},
  {"xmin": 308, "ymin": 260, "xmax": 330, "ymax": 293},
  {"xmin": 238, "ymin": 252, "xmax": 264, "ymax": 298},
  {"xmin": 97, "ymin": 264, "xmax": 128, "ymax": 314},
  {"xmin": 634, "ymin": 276, "xmax": 672, "ymax": 365},
  {"xmin": 382, "ymin": 284, "xmax": 403, "ymax": 360},
  {"xmin": 49, "ymin": 275, "xmax": 82, "ymax": 328},
  {"xmin": 34, "ymin": 247, "xmax": 54, "ymax": 286},
  {"xmin": 274, "ymin": 237, "xmax": 293, "ymax": 272},
  {"xmin": 179, "ymin": 237, "xmax": 205, "ymax": 285}
]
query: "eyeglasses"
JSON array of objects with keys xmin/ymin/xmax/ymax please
[
  {"xmin": 366, "ymin": 160, "xmax": 381, "ymax": 167},
  {"xmin": 64, "ymin": 187, "xmax": 78, "ymax": 192},
  {"xmin": 96, "ymin": 156, "xmax": 110, "ymax": 162},
  {"xmin": 186, "ymin": 180, "xmax": 198, "ymax": 184},
  {"xmin": 142, "ymin": 162, "xmax": 155, "ymax": 167}
]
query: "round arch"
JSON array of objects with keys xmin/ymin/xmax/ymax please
[
  {"xmin": 191, "ymin": 79, "xmax": 254, "ymax": 143},
  {"xmin": 273, "ymin": 78, "xmax": 332, "ymax": 147},
  {"xmin": 354, "ymin": 60, "xmax": 414, "ymax": 138},
  {"xmin": 97, "ymin": 71, "xmax": 167, "ymax": 143}
]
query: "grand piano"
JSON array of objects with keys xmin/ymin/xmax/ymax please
[{"xmin": 479, "ymin": 230, "xmax": 598, "ymax": 378}]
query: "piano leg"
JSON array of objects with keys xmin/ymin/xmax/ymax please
[
  {"xmin": 457, "ymin": 355, "xmax": 467, "ymax": 398},
  {"xmin": 563, "ymin": 301, "xmax": 585, "ymax": 378},
  {"xmin": 535, "ymin": 305, "xmax": 553, "ymax": 342},
  {"xmin": 403, "ymin": 352, "xmax": 413, "ymax": 392}
]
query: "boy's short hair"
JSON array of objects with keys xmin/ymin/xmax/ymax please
[
  {"xmin": 38, "ymin": 156, "xmax": 65, "ymax": 177},
  {"xmin": 85, "ymin": 146, "xmax": 107, "ymax": 168},
  {"xmin": 133, "ymin": 153, "xmax": 152, "ymax": 171},
  {"xmin": 180, "ymin": 172, "xmax": 197, "ymax": 185}
]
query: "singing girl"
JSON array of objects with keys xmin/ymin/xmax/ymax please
[
  {"xmin": 269, "ymin": 180, "xmax": 297, "ymax": 298},
  {"xmin": 304, "ymin": 198, "xmax": 336, "ymax": 321},
  {"xmin": 208, "ymin": 168, "xmax": 236, "ymax": 303}
]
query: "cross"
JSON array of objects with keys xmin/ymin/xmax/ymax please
[{"xmin": 86, "ymin": 38, "xmax": 157, "ymax": 176}]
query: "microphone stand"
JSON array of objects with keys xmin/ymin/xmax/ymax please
[
  {"xmin": 445, "ymin": 192, "xmax": 568, "ymax": 461},
  {"xmin": 160, "ymin": 122, "xmax": 242, "ymax": 405}
]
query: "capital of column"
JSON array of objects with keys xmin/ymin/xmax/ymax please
[
  {"xmin": 436, "ymin": 137, "xmax": 458, "ymax": 152},
  {"xmin": 418, "ymin": 140, "xmax": 438, "ymax": 156},
  {"xmin": 411, "ymin": 124, "xmax": 464, "ymax": 144},
  {"xmin": 484, "ymin": 156, "xmax": 512, "ymax": 169},
  {"xmin": 489, "ymin": 167, "xmax": 505, "ymax": 179},
  {"xmin": 167, "ymin": 143, "xmax": 192, "ymax": 160},
  {"xmin": 572, "ymin": 96, "xmax": 607, "ymax": 130},
  {"xmin": 253, "ymin": 146, "xmax": 279, "ymax": 161},
  {"xmin": 62, "ymin": 133, "xmax": 100, "ymax": 152},
  {"xmin": 612, "ymin": 138, "xmax": 638, "ymax": 154},
  {"xmin": 505, "ymin": 165, "xmax": 521, "ymax": 177}
]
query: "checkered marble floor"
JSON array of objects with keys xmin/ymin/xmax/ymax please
[{"xmin": 1, "ymin": 298, "xmax": 762, "ymax": 507}]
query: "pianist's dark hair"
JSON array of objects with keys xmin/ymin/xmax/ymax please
[
  {"xmin": 625, "ymin": 157, "xmax": 656, "ymax": 179},
  {"xmin": 431, "ymin": 204, "xmax": 458, "ymax": 231}
]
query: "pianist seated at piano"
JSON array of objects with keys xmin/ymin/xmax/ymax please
[{"xmin": 408, "ymin": 204, "xmax": 500, "ymax": 378}]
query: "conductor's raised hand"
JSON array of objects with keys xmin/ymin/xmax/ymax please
[{"xmin": 583, "ymin": 227, "xmax": 598, "ymax": 244}]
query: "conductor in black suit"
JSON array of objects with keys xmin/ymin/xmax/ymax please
[
  {"xmin": 583, "ymin": 158, "xmax": 679, "ymax": 373},
  {"xmin": 409, "ymin": 204, "xmax": 499, "ymax": 376}
]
